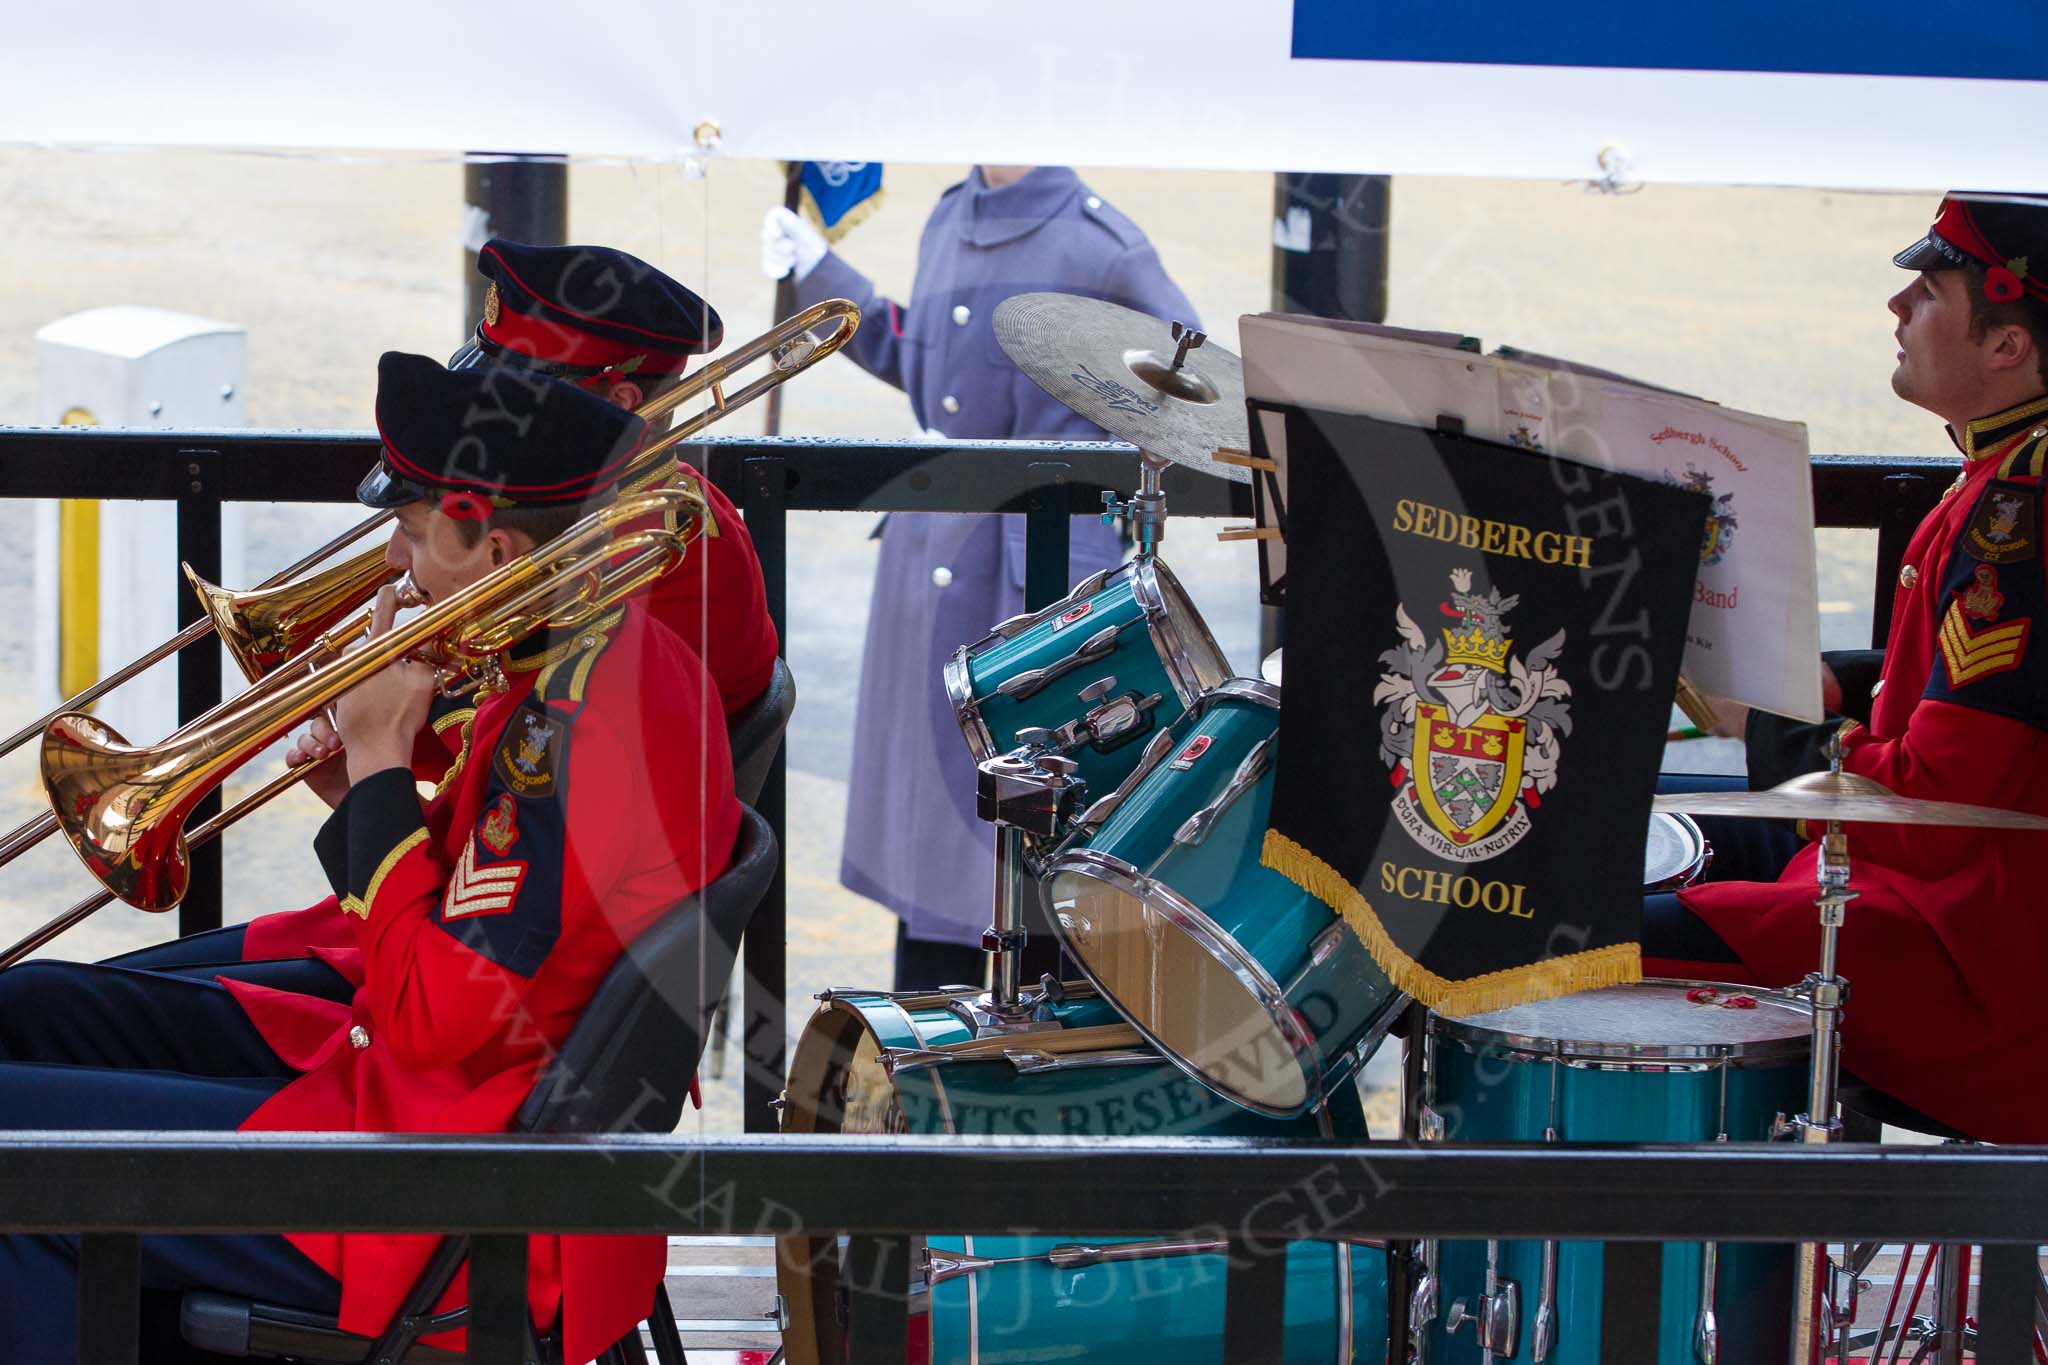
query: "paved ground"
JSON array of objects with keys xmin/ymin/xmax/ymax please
[{"xmin": 0, "ymin": 151, "xmax": 1942, "ymax": 1135}]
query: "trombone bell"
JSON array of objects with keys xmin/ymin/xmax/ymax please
[
  {"xmin": 186, "ymin": 544, "xmax": 396, "ymax": 683},
  {"xmin": 43, "ymin": 714, "xmax": 190, "ymax": 913}
]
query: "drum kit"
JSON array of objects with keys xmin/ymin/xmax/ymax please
[{"xmin": 777, "ymin": 294, "xmax": 2048, "ymax": 1365}]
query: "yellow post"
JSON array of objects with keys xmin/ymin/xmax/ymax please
[
  {"xmin": 58, "ymin": 502, "xmax": 100, "ymax": 704},
  {"xmin": 57, "ymin": 406, "xmax": 100, "ymax": 706}
]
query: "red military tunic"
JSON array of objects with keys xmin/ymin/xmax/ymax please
[
  {"xmin": 1683, "ymin": 395, "xmax": 2048, "ymax": 1142},
  {"xmin": 625, "ymin": 454, "xmax": 778, "ymax": 716},
  {"xmin": 223, "ymin": 603, "xmax": 740, "ymax": 1361}
]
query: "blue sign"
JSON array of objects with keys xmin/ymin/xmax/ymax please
[{"xmin": 1291, "ymin": 1, "xmax": 2048, "ymax": 82}]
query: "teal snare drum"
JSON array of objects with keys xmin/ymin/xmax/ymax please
[
  {"xmin": 1422, "ymin": 980, "xmax": 1809, "ymax": 1365},
  {"xmin": 946, "ymin": 556, "xmax": 1229, "ymax": 853},
  {"xmin": 1043, "ymin": 680, "xmax": 1406, "ymax": 1118},
  {"xmin": 776, "ymin": 983, "xmax": 1386, "ymax": 1365}
]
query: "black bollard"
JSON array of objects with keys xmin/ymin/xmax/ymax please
[{"xmin": 461, "ymin": 154, "xmax": 569, "ymax": 338}]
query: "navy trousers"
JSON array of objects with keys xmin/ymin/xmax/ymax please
[
  {"xmin": 0, "ymin": 962, "xmax": 341, "ymax": 1364},
  {"xmin": 1643, "ymin": 774, "xmax": 1803, "ymax": 968},
  {"xmin": 103, "ymin": 924, "xmax": 355, "ymax": 1003}
]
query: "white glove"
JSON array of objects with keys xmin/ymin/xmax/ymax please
[{"xmin": 760, "ymin": 206, "xmax": 828, "ymax": 283}]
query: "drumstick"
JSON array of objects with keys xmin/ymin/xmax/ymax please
[
  {"xmin": 1672, "ymin": 674, "xmax": 1720, "ymax": 733},
  {"xmin": 1667, "ymin": 726, "xmax": 1708, "ymax": 742}
]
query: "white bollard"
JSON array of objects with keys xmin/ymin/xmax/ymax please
[{"xmin": 35, "ymin": 307, "xmax": 248, "ymax": 745}]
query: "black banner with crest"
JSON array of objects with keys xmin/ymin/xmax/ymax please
[{"xmin": 1260, "ymin": 408, "xmax": 1707, "ymax": 1015}]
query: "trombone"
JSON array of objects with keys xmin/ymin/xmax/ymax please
[
  {"xmin": 45, "ymin": 481, "xmax": 705, "ymax": 913},
  {"xmin": 0, "ymin": 298, "xmax": 859, "ymax": 966}
]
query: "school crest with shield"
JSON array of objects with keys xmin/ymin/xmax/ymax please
[
  {"xmin": 1373, "ymin": 568, "xmax": 1572, "ymax": 862},
  {"xmin": 1676, "ymin": 464, "xmax": 1738, "ymax": 566}
]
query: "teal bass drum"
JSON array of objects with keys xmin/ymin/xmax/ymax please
[
  {"xmin": 776, "ymin": 983, "xmax": 1387, "ymax": 1365},
  {"xmin": 1422, "ymin": 980, "xmax": 1809, "ymax": 1365},
  {"xmin": 1043, "ymin": 680, "xmax": 1408, "ymax": 1118},
  {"xmin": 945, "ymin": 556, "xmax": 1230, "ymax": 862}
]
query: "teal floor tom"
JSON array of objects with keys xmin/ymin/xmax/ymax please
[
  {"xmin": 1422, "ymin": 979, "xmax": 1809, "ymax": 1364},
  {"xmin": 1042, "ymin": 680, "xmax": 1407, "ymax": 1119},
  {"xmin": 946, "ymin": 556, "xmax": 1229, "ymax": 861},
  {"xmin": 776, "ymin": 982, "xmax": 1385, "ymax": 1365}
]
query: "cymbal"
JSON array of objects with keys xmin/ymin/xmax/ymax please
[
  {"xmin": 1654, "ymin": 770, "xmax": 2048, "ymax": 830},
  {"xmin": 1260, "ymin": 648, "xmax": 1283, "ymax": 686},
  {"xmin": 992, "ymin": 292, "xmax": 1250, "ymax": 484}
]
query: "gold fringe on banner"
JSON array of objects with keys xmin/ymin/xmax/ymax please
[
  {"xmin": 800, "ymin": 185, "xmax": 887, "ymax": 245},
  {"xmin": 1261, "ymin": 829, "xmax": 1641, "ymax": 1018}
]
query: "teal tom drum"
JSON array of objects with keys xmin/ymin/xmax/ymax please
[
  {"xmin": 1043, "ymin": 680, "xmax": 1407, "ymax": 1118},
  {"xmin": 776, "ymin": 982, "xmax": 1386, "ymax": 1365},
  {"xmin": 1422, "ymin": 979, "xmax": 1809, "ymax": 1365},
  {"xmin": 946, "ymin": 557, "xmax": 1229, "ymax": 860}
]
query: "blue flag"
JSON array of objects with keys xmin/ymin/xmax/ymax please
[{"xmin": 795, "ymin": 162, "xmax": 885, "ymax": 243}]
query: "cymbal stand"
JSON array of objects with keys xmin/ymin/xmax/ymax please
[
  {"xmin": 972, "ymin": 750, "xmax": 1076, "ymax": 1035},
  {"xmin": 1785, "ymin": 740, "xmax": 1858, "ymax": 1365},
  {"xmin": 1101, "ymin": 452, "xmax": 1172, "ymax": 557}
]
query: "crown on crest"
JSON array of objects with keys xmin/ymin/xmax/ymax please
[
  {"xmin": 1442, "ymin": 624, "xmax": 1513, "ymax": 673},
  {"xmin": 1440, "ymin": 567, "xmax": 1513, "ymax": 673}
]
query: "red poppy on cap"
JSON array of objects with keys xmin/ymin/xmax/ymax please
[{"xmin": 1986, "ymin": 264, "xmax": 2026, "ymax": 302}]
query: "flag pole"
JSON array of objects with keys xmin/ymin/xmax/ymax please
[{"xmin": 763, "ymin": 162, "xmax": 805, "ymax": 437}]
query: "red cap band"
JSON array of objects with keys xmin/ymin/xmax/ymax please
[{"xmin": 481, "ymin": 305, "xmax": 693, "ymax": 377}]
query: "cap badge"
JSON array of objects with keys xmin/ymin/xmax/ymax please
[{"xmin": 483, "ymin": 281, "xmax": 501, "ymax": 327}]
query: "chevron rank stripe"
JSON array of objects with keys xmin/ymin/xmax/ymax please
[
  {"xmin": 442, "ymin": 835, "xmax": 528, "ymax": 920},
  {"xmin": 1939, "ymin": 602, "xmax": 2031, "ymax": 687}
]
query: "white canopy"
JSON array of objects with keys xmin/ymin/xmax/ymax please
[{"xmin": 3, "ymin": 0, "xmax": 2044, "ymax": 189}]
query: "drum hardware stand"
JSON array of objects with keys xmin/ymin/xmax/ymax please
[
  {"xmin": 1100, "ymin": 451, "xmax": 1174, "ymax": 556},
  {"xmin": 1004, "ymin": 1046, "xmax": 1157, "ymax": 1074},
  {"xmin": 1782, "ymin": 738, "xmax": 1859, "ymax": 1365},
  {"xmin": 1013, "ymin": 677, "xmax": 1168, "ymax": 766},
  {"xmin": 974, "ymin": 751, "xmax": 1079, "ymax": 1034},
  {"xmin": 1442, "ymin": 1240, "xmax": 1519, "ymax": 1360}
]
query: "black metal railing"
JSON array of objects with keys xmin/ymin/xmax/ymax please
[
  {"xmin": 0, "ymin": 428, "xmax": 2007, "ymax": 1365},
  {"xmin": 5, "ymin": 1132, "xmax": 2047, "ymax": 1363}
]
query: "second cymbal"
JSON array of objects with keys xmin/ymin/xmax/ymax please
[{"xmin": 1654, "ymin": 769, "xmax": 2048, "ymax": 830}]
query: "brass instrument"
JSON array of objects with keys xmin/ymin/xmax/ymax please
[
  {"xmin": 0, "ymin": 298, "xmax": 860, "ymax": 964},
  {"xmin": 46, "ymin": 481, "xmax": 703, "ymax": 915}
]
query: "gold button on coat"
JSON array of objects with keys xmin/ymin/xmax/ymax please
[
  {"xmin": 951, "ymin": 304, "xmax": 971, "ymax": 326},
  {"xmin": 941, "ymin": 395, "xmax": 961, "ymax": 414},
  {"xmin": 931, "ymin": 566, "xmax": 954, "ymax": 588},
  {"xmin": 1899, "ymin": 564, "xmax": 1919, "ymax": 589},
  {"xmin": 349, "ymin": 1025, "xmax": 370, "ymax": 1050}
]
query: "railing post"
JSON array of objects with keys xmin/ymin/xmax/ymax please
[
  {"xmin": 1024, "ymin": 464, "xmax": 1073, "ymax": 613},
  {"xmin": 740, "ymin": 454, "xmax": 790, "ymax": 1134},
  {"xmin": 175, "ymin": 447, "xmax": 223, "ymax": 937},
  {"xmin": 1974, "ymin": 1242, "xmax": 2040, "ymax": 1362},
  {"xmin": 1598, "ymin": 1241, "xmax": 1662, "ymax": 1363},
  {"xmin": 76, "ymin": 1232, "xmax": 140, "ymax": 1365},
  {"xmin": 1871, "ymin": 471, "xmax": 1938, "ymax": 647},
  {"xmin": 1222, "ymin": 1235, "xmax": 1288, "ymax": 1365},
  {"xmin": 844, "ymin": 1233, "xmax": 910, "ymax": 1365},
  {"xmin": 465, "ymin": 1234, "xmax": 531, "ymax": 1365}
]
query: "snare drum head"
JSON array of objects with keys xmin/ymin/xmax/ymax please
[
  {"xmin": 1643, "ymin": 810, "xmax": 1709, "ymax": 890},
  {"xmin": 1435, "ymin": 978, "xmax": 1811, "ymax": 1062}
]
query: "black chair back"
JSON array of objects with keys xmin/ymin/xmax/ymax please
[
  {"xmin": 515, "ymin": 804, "xmax": 779, "ymax": 1136},
  {"xmin": 727, "ymin": 657, "xmax": 795, "ymax": 807}
]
